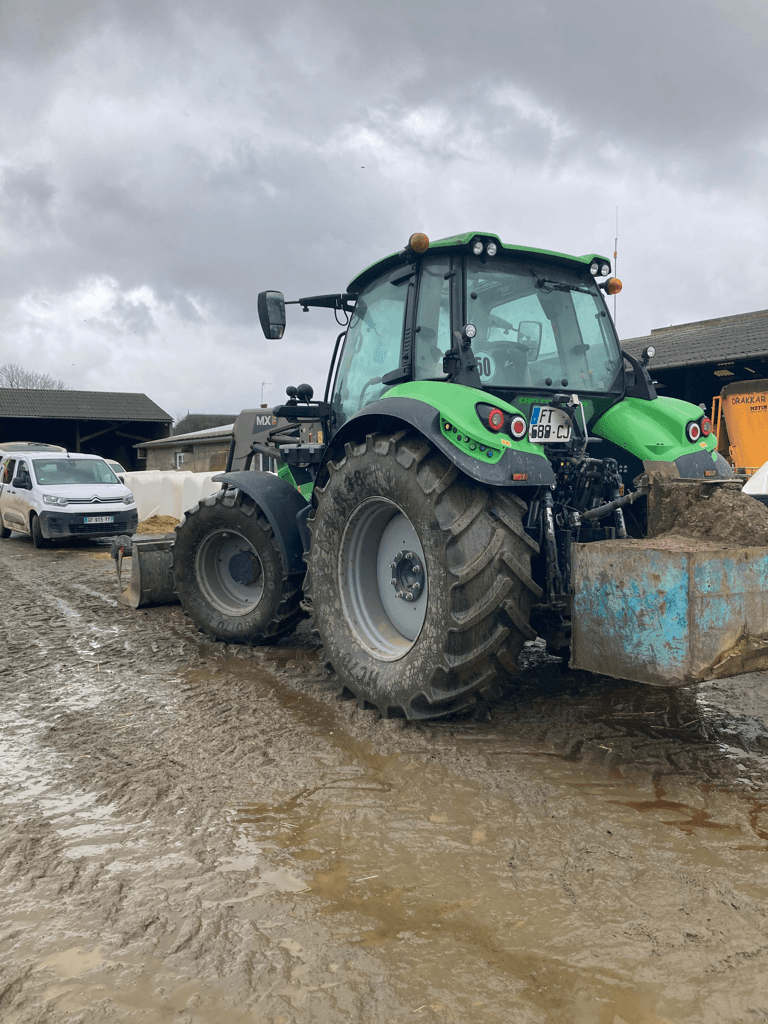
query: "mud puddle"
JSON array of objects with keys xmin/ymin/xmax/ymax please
[
  {"xmin": 227, "ymin": 666, "xmax": 768, "ymax": 1023},
  {"xmin": 3, "ymin": 538, "xmax": 768, "ymax": 1022}
]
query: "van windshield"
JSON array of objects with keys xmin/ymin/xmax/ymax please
[
  {"xmin": 466, "ymin": 256, "xmax": 622, "ymax": 393},
  {"xmin": 33, "ymin": 459, "xmax": 119, "ymax": 486}
]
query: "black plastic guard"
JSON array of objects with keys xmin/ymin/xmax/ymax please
[
  {"xmin": 331, "ymin": 397, "xmax": 556, "ymax": 487},
  {"xmin": 212, "ymin": 471, "xmax": 308, "ymax": 574},
  {"xmin": 673, "ymin": 450, "xmax": 734, "ymax": 479}
]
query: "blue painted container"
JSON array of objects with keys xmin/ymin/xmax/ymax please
[{"xmin": 571, "ymin": 539, "xmax": 768, "ymax": 685}]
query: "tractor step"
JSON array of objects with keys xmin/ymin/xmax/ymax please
[{"xmin": 571, "ymin": 537, "xmax": 768, "ymax": 684}]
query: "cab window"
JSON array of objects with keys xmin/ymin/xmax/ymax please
[
  {"xmin": 1, "ymin": 459, "xmax": 15, "ymax": 484},
  {"xmin": 331, "ymin": 271, "xmax": 409, "ymax": 428},
  {"xmin": 465, "ymin": 256, "xmax": 622, "ymax": 393}
]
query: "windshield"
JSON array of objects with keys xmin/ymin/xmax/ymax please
[
  {"xmin": 466, "ymin": 257, "xmax": 622, "ymax": 393},
  {"xmin": 32, "ymin": 459, "xmax": 120, "ymax": 486}
]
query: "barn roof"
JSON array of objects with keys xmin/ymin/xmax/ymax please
[
  {"xmin": 0, "ymin": 388, "xmax": 173, "ymax": 422},
  {"xmin": 622, "ymin": 308, "xmax": 768, "ymax": 370},
  {"xmin": 141, "ymin": 423, "xmax": 235, "ymax": 448}
]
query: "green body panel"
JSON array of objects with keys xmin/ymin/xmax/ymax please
[
  {"xmin": 277, "ymin": 463, "xmax": 314, "ymax": 500},
  {"xmin": 348, "ymin": 232, "xmax": 611, "ymax": 293},
  {"xmin": 593, "ymin": 396, "xmax": 716, "ymax": 462},
  {"xmin": 385, "ymin": 380, "xmax": 549, "ymax": 465}
]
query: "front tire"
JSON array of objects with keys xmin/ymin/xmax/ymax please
[
  {"xmin": 307, "ymin": 432, "xmax": 541, "ymax": 719},
  {"xmin": 31, "ymin": 515, "xmax": 49, "ymax": 549},
  {"xmin": 172, "ymin": 488, "xmax": 304, "ymax": 643}
]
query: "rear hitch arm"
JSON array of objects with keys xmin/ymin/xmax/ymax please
[{"xmin": 577, "ymin": 478, "xmax": 649, "ymax": 526}]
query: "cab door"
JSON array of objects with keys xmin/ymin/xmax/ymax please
[{"xmin": 330, "ymin": 265, "xmax": 413, "ymax": 430}]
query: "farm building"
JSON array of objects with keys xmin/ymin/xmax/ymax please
[
  {"xmin": 622, "ymin": 308, "xmax": 768, "ymax": 409},
  {"xmin": 0, "ymin": 389, "xmax": 172, "ymax": 470}
]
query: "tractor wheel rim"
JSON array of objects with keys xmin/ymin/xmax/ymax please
[
  {"xmin": 339, "ymin": 497, "xmax": 428, "ymax": 660},
  {"xmin": 195, "ymin": 529, "xmax": 264, "ymax": 615}
]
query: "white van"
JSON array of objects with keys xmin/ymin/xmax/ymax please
[{"xmin": 0, "ymin": 451, "xmax": 138, "ymax": 547}]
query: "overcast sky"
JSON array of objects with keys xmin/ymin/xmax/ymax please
[{"xmin": 1, "ymin": 0, "xmax": 766, "ymax": 421}]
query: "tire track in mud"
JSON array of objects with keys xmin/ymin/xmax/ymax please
[
  {"xmin": 0, "ymin": 545, "xmax": 379, "ymax": 1023},
  {"xmin": 3, "ymin": 541, "xmax": 768, "ymax": 1023}
]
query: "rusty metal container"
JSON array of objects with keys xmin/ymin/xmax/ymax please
[{"xmin": 571, "ymin": 538, "xmax": 768, "ymax": 684}]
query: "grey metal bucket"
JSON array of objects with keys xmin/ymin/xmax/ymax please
[{"xmin": 111, "ymin": 534, "xmax": 178, "ymax": 608}]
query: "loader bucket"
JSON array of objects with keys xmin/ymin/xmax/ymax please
[
  {"xmin": 112, "ymin": 535, "xmax": 178, "ymax": 608},
  {"xmin": 571, "ymin": 477, "xmax": 768, "ymax": 685},
  {"xmin": 571, "ymin": 532, "xmax": 768, "ymax": 686}
]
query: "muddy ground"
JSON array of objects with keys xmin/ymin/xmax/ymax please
[{"xmin": 2, "ymin": 536, "xmax": 768, "ymax": 1024}]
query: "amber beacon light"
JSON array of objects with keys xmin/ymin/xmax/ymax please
[
  {"xmin": 408, "ymin": 232, "xmax": 430, "ymax": 253},
  {"xmin": 603, "ymin": 277, "xmax": 623, "ymax": 295}
]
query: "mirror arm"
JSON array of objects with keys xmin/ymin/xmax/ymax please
[
  {"xmin": 622, "ymin": 349, "xmax": 657, "ymax": 402},
  {"xmin": 288, "ymin": 293, "xmax": 356, "ymax": 313},
  {"xmin": 443, "ymin": 330, "xmax": 483, "ymax": 388}
]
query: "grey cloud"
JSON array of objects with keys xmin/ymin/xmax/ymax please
[
  {"xmin": 109, "ymin": 296, "xmax": 157, "ymax": 335},
  {"xmin": 0, "ymin": 163, "xmax": 55, "ymax": 230},
  {"xmin": 0, "ymin": 0, "xmax": 765, "ymax": 413}
]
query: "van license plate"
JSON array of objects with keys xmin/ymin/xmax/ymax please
[
  {"xmin": 529, "ymin": 405, "xmax": 572, "ymax": 443},
  {"xmin": 84, "ymin": 516, "xmax": 115, "ymax": 524}
]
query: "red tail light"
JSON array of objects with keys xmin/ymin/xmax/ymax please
[
  {"xmin": 487, "ymin": 408, "xmax": 505, "ymax": 432},
  {"xmin": 509, "ymin": 415, "xmax": 527, "ymax": 439}
]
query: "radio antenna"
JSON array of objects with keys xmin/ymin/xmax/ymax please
[{"xmin": 613, "ymin": 206, "xmax": 619, "ymax": 326}]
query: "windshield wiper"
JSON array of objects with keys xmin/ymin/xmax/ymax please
[{"xmin": 532, "ymin": 274, "xmax": 591, "ymax": 295}]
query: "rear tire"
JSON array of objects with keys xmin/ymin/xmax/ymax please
[
  {"xmin": 31, "ymin": 515, "xmax": 49, "ymax": 549},
  {"xmin": 0, "ymin": 519, "xmax": 10, "ymax": 539},
  {"xmin": 306, "ymin": 432, "xmax": 541, "ymax": 719},
  {"xmin": 172, "ymin": 488, "xmax": 304, "ymax": 643}
]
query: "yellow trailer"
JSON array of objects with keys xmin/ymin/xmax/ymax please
[{"xmin": 711, "ymin": 378, "xmax": 768, "ymax": 476}]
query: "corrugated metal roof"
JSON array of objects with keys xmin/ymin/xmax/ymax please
[
  {"xmin": 622, "ymin": 308, "xmax": 768, "ymax": 370},
  {"xmin": 0, "ymin": 388, "xmax": 173, "ymax": 422},
  {"xmin": 142, "ymin": 423, "xmax": 234, "ymax": 448}
]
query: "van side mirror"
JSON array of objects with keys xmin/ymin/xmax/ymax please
[
  {"xmin": 257, "ymin": 291, "xmax": 286, "ymax": 340},
  {"xmin": 13, "ymin": 474, "xmax": 31, "ymax": 490},
  {"xmin": 519, "ymin": 321, "xmax": 542, "ymax": 360}
]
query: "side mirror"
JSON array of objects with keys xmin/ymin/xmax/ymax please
[
  {"xmin": 519, "ymin": 321, "xmax": 542, "ymax": 360},
  {"xmin": 13, "ymin": 475, "xmax": 31, "ymax": 490},
  {"xmin": 257, "ymin": 290, "xmax": 286, "ymax": 340}
]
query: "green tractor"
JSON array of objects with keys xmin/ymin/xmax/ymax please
[{"xmin": 171, "ymin": 231, "xmax": 732, "ymax": 719}]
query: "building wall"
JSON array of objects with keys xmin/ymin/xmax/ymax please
[{"xmin": 144, "ymin": 440, "xmax": 231, "ymax": 472}]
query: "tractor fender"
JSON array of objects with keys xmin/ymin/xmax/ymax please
[
  {"xmin": 593, "ymin": 396, "xmax": 731, "ymax": 476},
  {"xmin": 326, "ymin": 396, "xmax": 556, "ymax": 488},
  {"xmin": 211, "ymin": 471, "xmax": 308, "ymax": 574}
]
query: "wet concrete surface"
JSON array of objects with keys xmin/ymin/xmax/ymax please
[{"xmin": 2, "ymin": 534, "xmax": 768, "ymax": 1022}]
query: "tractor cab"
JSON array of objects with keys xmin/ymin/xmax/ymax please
[{"xmin": 330, "ymin": 232, "xmax": 626, "ymax": 431}]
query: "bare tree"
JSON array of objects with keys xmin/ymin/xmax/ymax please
[{"xmin": 0, "ymin": 363, "xmax": 67, "ymax": 390}]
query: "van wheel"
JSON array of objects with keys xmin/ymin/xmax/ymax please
[
  {"xmin": 31, "ymin": 515, "xmax": 49, "ymax": 549},
  {"xmin": 0, "ymin": 520, "xmax": 10, "ymax": 539}
]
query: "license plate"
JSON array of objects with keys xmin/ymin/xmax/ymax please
[
  {"xmin": 84, "ymin": 515, "xmax": 115, "ymax": 524},
  {"xmin": 529, "ymin": 405, "xmax": 572, "ymax": 443}
]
